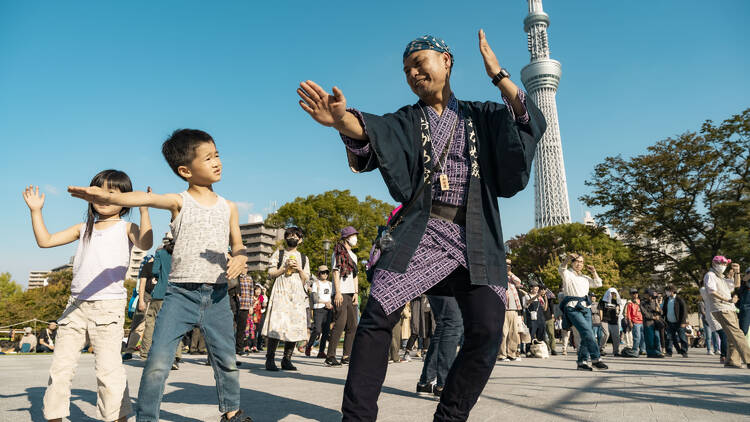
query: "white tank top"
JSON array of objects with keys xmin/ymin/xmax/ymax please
[
  {"xmin": 70, "ymin": 220, "xmax": 132, "ymax": 300},
  {"xmin": 169, "ymin": 191, "xmax": 230, "ymax": 284}
]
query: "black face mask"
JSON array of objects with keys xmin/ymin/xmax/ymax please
[{"xmin": 285, "ymin": 238, "xmax": 299, "ymax": 247}]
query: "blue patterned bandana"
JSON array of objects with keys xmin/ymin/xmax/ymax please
[{"xmin": 403, "ymin": 35, "xmax": 453, "ymax": 62}]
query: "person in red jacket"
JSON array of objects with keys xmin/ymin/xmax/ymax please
[{"xmin": 625, "ymin": 289, "xmax": 645, "ymax": 355}]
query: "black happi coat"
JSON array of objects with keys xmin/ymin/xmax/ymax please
[{"xmin": 346, "ymin": 98, "xmax": 546, "ymax": 289}]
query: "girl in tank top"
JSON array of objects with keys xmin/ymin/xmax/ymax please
[{"xmin": 22, "ymin": 169, "xmax": 153, "ymax": 422}]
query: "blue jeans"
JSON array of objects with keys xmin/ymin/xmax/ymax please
[
  {"xmin": 632, "ymin": 323, "xmax": 645, "ymax": 353},
  {"xmin": 718, "ymin": 329, "xmax": 727, "ymax": 358},
  {"xmin": 644, "ymin": 324, "xmax": 660, "ymax": 356},
  {"xmin": 665, "ymin": 322, "xmax": 688, "ymax": 354},
  {"xmin": 703, "ymin": 319, "xmax": 720, "ymax": 353},
  {"xmin": 419, "ymin": 295, "xmax": 463, "ymax": 387},
  {"xmin": 564, "ymin": 307, "xmax": 600, "ymax": 364},
  {"xmin": 592, "ymin": 325, "xmax": 604, "ymax": 348},
  {"xmin": 136, "ymin": 283, "xmax": 239, "ymax": 421}
]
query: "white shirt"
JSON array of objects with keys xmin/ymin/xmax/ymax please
[
  {"xmin": 312, "ymin": 279, "xmax": 333, "ymax": 309},
  {"xmin": 699, "ymin": 287, "xmax": 722, "ymax": 330},
  {"xmin": 704, "ymin": 270, "xmax": 736, "ymax": 313},
  {"xmin": 559, "ymin": 265, "xmax": 602, "ymax": 307},
  {"xmin": 333, "ymin": 249, "xmax": 357, "ymax": 294}
]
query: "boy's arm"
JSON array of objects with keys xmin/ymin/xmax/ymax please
[
  {"xmin": 226, "ymin": 201, "xmax": 248, "ymax": 280},
  {"xmin": 23, "ymin": 186, "xmax": 80, "ymax": 248},
  {"xmin": 67, "ymin": 186, "xmax": 182, "ymax": 219}
]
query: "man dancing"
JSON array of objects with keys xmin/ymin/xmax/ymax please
[{"xmin": 297, "ymin": 31, "xmax": 546, "ymax": 421}]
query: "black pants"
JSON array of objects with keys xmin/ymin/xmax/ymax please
[
  {"xmin": 309, "ymin": 307, "xmax": 333, "ymax": 354},
  {"xmin": 327, "ymin": 293, "xmax": 357, "ymax": 359},
  {"xmin": 342, "ymin": 267, "xmax": 505, "ymax": 421},
  {"xmin": 529, "ymin": 319, "xmax": 545, "ymax": 342},
  {"xmin": 665, "ymin": 321, "xmax": 688, "ymax": 354},
  {"xmin": 235, "ymin": 309, "xmax": 249, "ymax": 353}
]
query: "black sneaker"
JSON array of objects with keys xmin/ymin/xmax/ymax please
[
  {"xmin": 433, "ymin": 385, "xmax": 443, "ymax": 398},
  {"xmin": 324, "ymin": 357, "xmax": 342, "ymax": 367},
  {"xmin": 577, "ymin": 363, "xmax": 593, "ymax": 371},
  {"xmin": 122, "ymin": 353, "xmax": 133, "ymax": 361},
  {"xmin": 647, "ymin": 354, "xmax": 665, "ymax": 358},
  {"xmin": 592, "ymin": 361, "xmax": 608, "ymax": 370},
  {"xmin": 416, "ymin": 383, "xmax": 433, "ymax": 396},
  {"xmin": 599, "ymin": 351, "xmax": 607, "ymax": 357},
  {"xmin": 220, "ymin": 409, "xmax": 253, "ymax": 422},
  {"xmin": 341, "ymin": 357, "xmax": 350, "ymax": 365},
  {"xmin": 681, "ymin": 352, "xmax": 688, "ymax": 358}
]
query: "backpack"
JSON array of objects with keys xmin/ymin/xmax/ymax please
[
  {"xmin": 621, "ymin": 347, "xmax": 639, "ymax": 358},
  {"xmin": 277, "ymin": 249, "xmax": 307, "ymax": 272}
]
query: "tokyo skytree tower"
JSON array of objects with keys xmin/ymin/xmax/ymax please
[{"xmin": 520, "ymin": 0, "xmax": 572, "ymax": 227}]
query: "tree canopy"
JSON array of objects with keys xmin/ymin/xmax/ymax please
[
  {"xmin": 581, "ymin": 109, "xmax": 750, "ymax": 287},
  {"xmin": 0, "ymin": 272, "xmax": 23, "ymax": 301},
  {"xmin": 264, "ymin": 190, "xmax": 395, "ymax": 292}
]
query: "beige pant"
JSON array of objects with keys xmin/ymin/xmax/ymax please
[
  {"xmin": 713, "ymin": 311, "xmax": 750, "ymax": 366},
  {"xmin": 561, "ymin": 327, "xmax": 581, "ymax": 352},
  {"xmin": 43, "ymin": 298, "xmax": 131, "ymax": 421},
  {"xmin": 498, "ymin": 310, "xmax": 519, "ymax": 358}
]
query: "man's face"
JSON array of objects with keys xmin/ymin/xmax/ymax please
[{"xmin": 403, "ymin": 50, "xmax": 451, "ymax": 100}]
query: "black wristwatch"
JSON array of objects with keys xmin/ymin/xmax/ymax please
[{"xmin": 491, "ymin": 68, "xmax": 511, "ymax": 86}]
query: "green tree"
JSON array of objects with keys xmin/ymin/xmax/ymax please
[
  {"xmin": 506, "ymin": 223, "xmax": 645, "ymax": 295},
  {"xmin": 0, "ymin": 272, "xmax": 23, "ymax": 301},
  {"xmin": 581, "ymin": 109, "xmax": 750, "ymax": 288},
  {"xmin": 265, "ymin": 190, "xmax": 394, "ymax": 293},
  {"xmin": 0, "ymin": 269, "xmax": 73, "ymax": 326}
]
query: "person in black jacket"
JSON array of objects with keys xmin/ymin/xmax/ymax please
[
  {"xmin": 640, "ymin": 290, "xmax": 664, "ymax": 358},
  {"xmin": 662, "ymin": 284, "xmax": 689, "ymax": 357}
]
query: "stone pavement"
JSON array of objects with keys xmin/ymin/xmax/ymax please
[{"xmin": 1, "ymin": 348, "xmax": 749, "ymax": 422}]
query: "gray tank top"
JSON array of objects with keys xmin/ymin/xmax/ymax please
[{"xmin": 169, "ymin": 191, "xmax": 230, "ymax": 284}]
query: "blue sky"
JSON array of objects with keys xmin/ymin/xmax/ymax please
[{"xmin": 1, "ymin": 1, "xmax": 748, "ymax": 288}]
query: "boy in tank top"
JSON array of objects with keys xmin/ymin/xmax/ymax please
[{"xmin": 68, "ymin": 129, "xmax": 253, "ymax": 422}]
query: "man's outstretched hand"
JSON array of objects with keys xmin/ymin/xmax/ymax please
[
  {"xmin": 479, "ymin": 29, "xmax": 502, "ymax": 79},
  {"xmin": 298, "ymin": 80, "xmax": 347, "ymax": 128}
]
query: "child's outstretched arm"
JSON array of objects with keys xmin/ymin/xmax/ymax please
[
  {"xmin": 127, "ymin": 187, "xmax": 154, "ymax": 251},
  {"xmin": 67, "ymin": 186, "xmax": 183, "ymax": 219},
  {"xmin": 226, "ymin": 201, "xmax": 248, "ymax": 280},
  {"xmin": 23, "ymin": 185, "xmax": 81, "ymax": 248}
]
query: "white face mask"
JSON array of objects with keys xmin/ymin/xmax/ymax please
[
  {"xmin": 713, "ymin": 264, "xmax": 727, "ymax": 274},
  {"xmin": 347, "ymin": 235, "xmax": 358, "ymax": 247}
]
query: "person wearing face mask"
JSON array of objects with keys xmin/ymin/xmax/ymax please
[
  {"xmin": 325, "ymin": 226, "xmax": 360, "ymax": 367},
  {"xmin": 704, "ymin": 256, "xmax": 750, "ymax": 368},
  {"xmin": 662, "ymin": 284, "xmax": 688, "ymax": 358},
  {"xmin": 263, "ymin": 226, "xmax": 311, "ymax": 371}
]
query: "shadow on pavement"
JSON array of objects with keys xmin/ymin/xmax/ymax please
[{"xmin": 162, "ymin": 382, "xmax": 343, "ymax": 421}]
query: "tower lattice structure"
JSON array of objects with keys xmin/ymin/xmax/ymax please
[{"xmin": 520, "ymin": 0, "xmax": 572, "ymax": 227}]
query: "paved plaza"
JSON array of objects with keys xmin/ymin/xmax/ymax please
[{"xmin": 1, "ymin": 349, "xmax": 749, "ymax": 422}]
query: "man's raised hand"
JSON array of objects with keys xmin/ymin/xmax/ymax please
[
  {"xmin": 297, "ymin": 80, "xmax": 347, "ymax": 127},
  {"xmin": 478, "ymin": 29, "xmax": 502, "ymax": 79}
]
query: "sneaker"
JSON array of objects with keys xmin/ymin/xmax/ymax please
[
  {"xmin": 707, "ymin": 350, "xmax": 714, "ymax": 355},
  {"xmin": 562, "ymin": 350, "xmax": 567, "ymax": 356},
  {"xmin": 665, "ymin": 352, "xmax": 673, "ymax": 357},
  {"xmin": 221, "ymin": 409, "xmax": 254, "ymax": 422},
  {"xmin": 324, "ymin": 357, "xmax": 342, "ymax": 367},
  {"xmin": 592, "ymin": 361, "xmax": 608, "ymax": 370},
  {"xmin": 647, "ymin": 354, "xmax": 665, "ymax": 358},
  {"xmin": 416, "ymin": 383, "xmax": 433, "ymax": 396},
  {"xmin": 577, "ymin": 363, "xmax": 593, "ymax": 371},
  {"xmin": 681, "ymin": 352, "xmax": 688, "ymax": 358},
  {"xmin": 500, "ymin": 357, "xmax": 510, "ymax": 362},
  {"xmin": 433, "ymin": 385, "xmax": 443, "ymax": 398},
  {"xmin": 171, "ymin": 361, "xmax": 179, "ymax": 370},
  {"xmin": 341, "ymin": 357, "xmax": 350, "ymax": 365},
  {"xmin": 599, "ymin": 351, "xmax": 607, "ymax": 357},
  {"xmin": 510, "ymin": 357, "xmax": 522, "ymax": 362},
  {"xmin": 316, "ymin": 352, "xmax": 326, "ymax": 359},
  {"xmin": 639, "ymin": 351, "xmax": 646, "ymax": 356},
  {"xmin": 402, "ymin": 353, "xmax": 412, "ymax": 362},
  {"xmin": 415, "ymin": 350, "xmax": 422, "ymax": 358},
  {"xmin": 550, "ymin": 350, "xmax": 558, "ymax": 356},
  {"xmin": 122, "ymin": 353, "xmax": 133, "ymax": 361}
]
